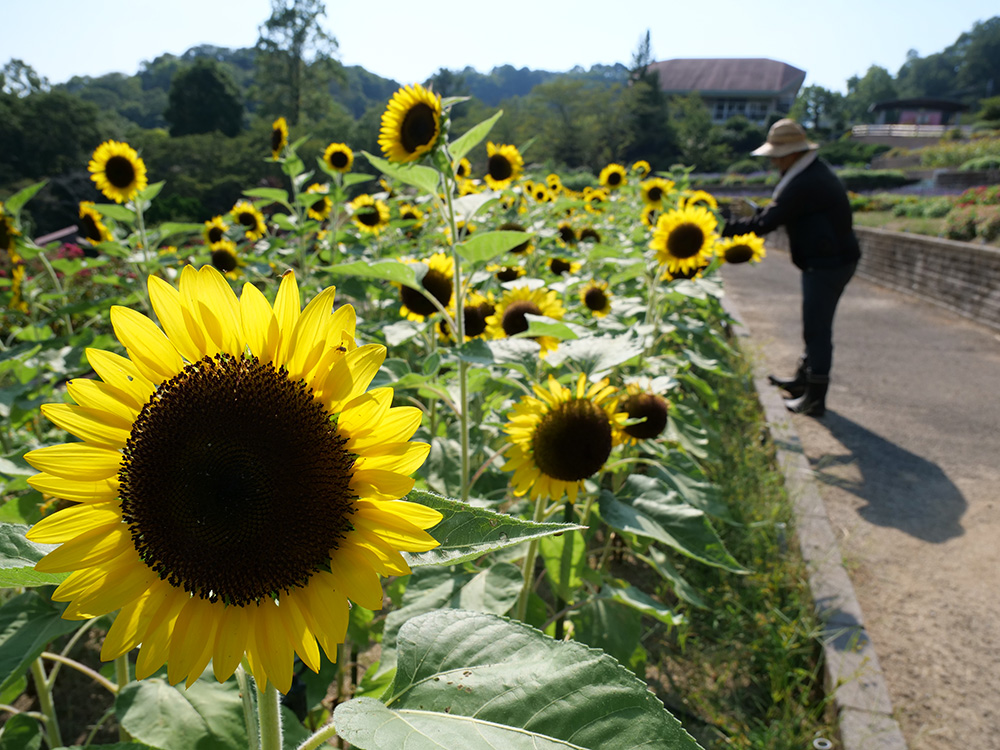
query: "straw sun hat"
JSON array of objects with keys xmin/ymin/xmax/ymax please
[{"xmin": 751, "ymin": 118, "xmax": 818, "ymax": 157}]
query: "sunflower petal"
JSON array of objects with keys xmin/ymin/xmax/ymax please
[
  {"xmin": 251, "ymin": 599, "xmax": 294, "ymax": 694},
  {"xmin": 101, "ymin": 586, "xmax": 161, "ymax": 660},
  {"xmin": 239, "ymin": 282, "xmax": 280, "ymax": 364},
  {"xmin": 110, "ymin": 306, "xmax": 184, "ymax": 385},
  {"xmin": 32, "ymin": 522, "xmax": 132, "ymax": 573},
  {"xmin": 279, "ymin": 591, "xmax": 321, "ymax": 673},
  {"xmin": 301, "ymin": 572, "xmax": 349, "ymax": 660},
  {"xmin": 272, "ymin": 272, "xmax": 301, "ymax": 367},
  {"xmin": 351, "ymin": 469, "xmax": 415, "ymax": 502},
  {"xmin": 193, "ymin": 266, "xmax": 241, "ymax": 356},
  {"xmin": 25, "ymin": 443, "xmax": 121, "ymax": 481},
  {"xmin": 65, "ymin": 379, "xmax": 139, "ymax": 424},
  {"xmin": 327, "ymin": 547, "xmax": 383, "ymax": 610},
  {"xmin": 41, "ymin": 404, "xmax": 130, "ymax": 450},
  {"xmin": 148, "ymin": 274, "xmax": 204, "ymax": 363},
  {"xmin": 135, "ymin": 591, "xmax": 188, "ymax": 680},
  {"xmin": 213, "ymin": 604, "xmax": 251, "ymax": 683},
  {"xmin": 28, "ymin": 473, "xmax": 119, "ymax": 504},
  {"xmin": 85, "ymin": 348, "xmax": 154, "ymax": 408},
  {"xmin": 168, "ymin": 597, "xmax": 217, "ymax": 687},
  {"xmin": 323, "ymin": 344, "xmax": 386, "ymax": 409},
  {"xmin": 351, "ymin": 510, "xmax": 439, "ymax": 552},
  {"xmin": 27, "ymin": 502, "xmax": 121, "ymax": 543}
]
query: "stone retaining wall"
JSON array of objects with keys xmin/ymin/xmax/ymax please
[{"xmin": 764, "ymin": 227, "xmax": 1000, "ymax": 331}]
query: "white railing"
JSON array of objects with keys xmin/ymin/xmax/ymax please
[{"xmin": 851, "ymin": 124, "xmax": 970, "ymax": 138}]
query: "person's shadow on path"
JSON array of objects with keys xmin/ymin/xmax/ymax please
[{"xmin": 807, "ymin": 411, "xmax": 966, "ymax": 543}]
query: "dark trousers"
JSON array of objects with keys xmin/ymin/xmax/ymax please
[{"xmin": 800, "ymin": 261, "xmax": 857, "ymax": 377}]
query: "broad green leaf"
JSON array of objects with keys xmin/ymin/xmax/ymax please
[
  {"xmin": 569, "ymin": 597, "xmax": 643, "ymax": 667},
  {"xmin": 603, "ymin": 583, "xmax": 685, "ymax": 626},
  {"xmin": 456, "ymin": 230, "xmax": 533, "ymax": 264},
  {"xmin": 666, "ymin": 401, "xmax": 711, "ymax": 460},
  {"xmin": 609, "ymin": 259, "xmax": 646, "ymax": 287},
  {"xmin": 135, "ymin": 181, "xmax": 165, "ymax": 204},
  {"xmin": 451, "ymin": 192, "xmax": 498, "ymax": 223},
  {"xmin": 343, "ymin": 172, "xmax": 374, "ymax": 188},
  {"xmin": 0, "ymin": 523, "xmax": 65, "ymax": 587},
  {"xmin": 449, "ymin": 110, "xmax": 504, "ymax": 162},
  {"xmin": 242, "ymin": 187, "xmax": 290, "ymax": 206},
  {"xmin": 598, "ymin": 480, "xmax": 745, "ymax": 573},
  {"xmin": 0, "ymin": 712, "xmax": 42, "ymax": 750},
  {"xmin": 544, "ymin": 334, "xmax": 644, "ymax": 377},
  {"xmin": 403, "ymin": 489, "xmax": 583, "ymax": 567},
  {"xmin": 62, "ymin": 745, "xmax": 158, "ymax": 750},
  {"xmin": 0, "ymin": 592, "xmax": 81, "ymax": 694},
  {"xmin": 540, "ymin": 529, "xmax": 586, "ymax": 602},
  {"xmin": 327, "ymin": 259, "xmax": 420, "ymax": 289},
  {"xmin": 156, "ymin": 222, "xmax": 203, "ymax": 241},
  {"xmin": 519, "ymin": 315, "xmax": 578, "ymax": 341},
  {"xmin": 451, "ymin": 338, "xmax": 494, "ymax": 365},
  {"xmin": 637, "ymin": 546, "xmax": 708, "ymax": 609},
  {"xmin": 4, "ymin": 181, "xmax": 47, "ymax": 216},
  {"xmin": 339, "ymin": 609, "xmax": 702, "ymax": 750},
  {"xmin": 92, "ymin": 204, "xmax": 136, "ymax": 222},
  {"xmin": 649, "ymin": 453, "xmax": 731, "ymax": 522},
  {"xmin": 363, "ymin": 152, "xmax": 440, "ymax": 196},
  {"xmin": 271, "ymin": 212, "xmax": 297, "ymax": 231}
]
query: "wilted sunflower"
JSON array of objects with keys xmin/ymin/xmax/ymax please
[
  {"xmin": 399, "ymin": 252, "xmax": 455, "ymax": 321},
  {"xmin": 230, "ymin": 200, "xmax": 267, "ymax": 241},
  {"xmin": 485, "ymin": 285, "xmax": 565, "ymax": 358},
  {"xmin": 631, "ymin": 160, "xmax": 651, "ymax": 177},
  {"xmin": 271, "ymin": 117, "xmax": 288, "ymax": 160},
  {"xmin": 580, "ymin": 280, "xmax": 612, "ymax": 317},
  {"xmin": 650, "ymin": 204, "xmax": 719, "ymax": 275},
  {"xmin": 305, "ymin": 183, "xmax": 332, "ymax": 222},
  {"xmin": 24, "ymin": 266, "xmax": 441, "ymax": 694},
  {"xmin": 484, "ymin": 142, "xmax": 524, "ymax": 191},
  {"xmin": 454, "ymin": 157, "xmax": 472, "ymax": 179},
  {"xmin": 617, "ymin": 383, "xmax": 669, "ymax": 443},
  {"xmin": 548, "ymin": 257, "xmax": 581, "ymax": 277},
  {"xmin": 486, "ymin": 263, "xmax": 526, "ymax": 283},
  {"xmin": 323, "ymin": 143, "xmax": 354, "ymax": 173},
  {"xmin": 209, "ymin": 239, "xmax": 241, "ymax": 275},
  {"xmin": 716, "ymin": 233, "xmax": 766, "ymax": 265},
  {"xmin": 640, "ymin": 177, "xmax": 675, "ymax": 207},
  {"xmin": 439, "ymin": 290, "xmax": 495, "ymax": 342},
  {"xmin": 599, "ymin": 163, "xmax": 627, "ymax": 190},
  {"xmin": 79, "ymin": 202, "xmax": 112, "ymax": 244},
  {"xmin": 348, "ymin": 194, "xmax": 390, "ymax": 235},
  {"xmin": 88, "ymin": 140, "xmax": 148, "ymax": 204},
  {"xmin": 202, "ymin": 216, "xmax": 229, "ymax": 246},
  {"xmin": 379, "ymin": 83, "xmax": 442, "ymax": 163},
  {"xmin": 503, "ymin": 373, "xmax": 626, "ymax": 502}
]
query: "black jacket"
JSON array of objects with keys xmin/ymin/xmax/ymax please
[{"xmin": 723, "ymin": 157, "xmax": 860, "ymax": 271}]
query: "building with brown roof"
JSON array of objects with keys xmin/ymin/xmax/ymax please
[{"xmin": 647, "ymin": 58, "xmax": 806, "ymax": 125}]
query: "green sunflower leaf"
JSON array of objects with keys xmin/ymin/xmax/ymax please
[
  {"xmin": 0, "ymin": 523, "xmax": 66, "ymax": 587},
  {"xmin": 403, "ymin": 489, "xmax": 583, "ymax": 568},
  {"xmin": 0, "ymin": 591, "xmax": 81, "ymax": 694},
  {"xmin": 334, "ymin": 609, "xmax": 702, "ymax": 750},
  {"xmin": 135, "ymin": 181, "xmax": 165, "ymax": 205},
  {"xmin": 242, "ymin": 187, "xmax": 290, "ymax": 206},
  {"xmin": 155, "ymin": 222, "xmax": 203, "ymax": 241},
  {"xmin": 326, "ymin": 259, "xmax": 420, "ymax": 290},
  {"xmin": 456, "ymin": 230, "xmax": 533, "ymax": 264},
  {"xmin": 92, "ymin": 204, "xmax": 136, "ymax": 223},
  {"xmin": 519, "ymin": 315, "xmax": 578, "ymax": 341},
  {"xmin": 544, "ymin": 333, "xmax": 645, "ymax": 378},
  {"xmin": 4, "ymin": 180, "xmax": 47, "ymax": 216},
  {"xmin": 448, "ymin": 110, "xmax": 504, "ymax": 163},
  {"xmin": 343, "ymin": 172, "xmax": 375, "ymax": 188},
  {"xmin": 362, "ymin": 152, "xmax": 440, "ymax": 196}
]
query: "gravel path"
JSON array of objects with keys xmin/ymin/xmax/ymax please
[{"xmin": 721, "ymin": 252, "xmax": 1000, "ymax": 750}]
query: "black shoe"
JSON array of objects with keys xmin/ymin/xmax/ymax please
[
  {"xmin": 768, "ymin": 357, "xmax": 807, "ymax": 397},
  {"xmin": 785, "ymin": 374, "xmax": 829, "ymax": 417}
]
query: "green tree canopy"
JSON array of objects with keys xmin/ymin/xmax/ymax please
[
  {"xmin": 164, "ymin": 59, "xmax": 245, "ymax": 137},
  {"xmin": 845, "ymin": 65, "xmax": 898, "ymax": 123}
]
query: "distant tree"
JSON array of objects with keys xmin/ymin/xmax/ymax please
[
  {"xmin": 165, "ymin": 59, "xmax": 245, "ymax": 137},
  {"xmin": 845, "ymin": 65, "xmax": 898, "ymax": 123},
  {"xmin": 1, "ymin": 59, "xmax": 48, "ymax": 96},
  {"xmin": 57, "ymin": 73, "xmax": 166, "ymax": 130},
  {"xmin": 253, "ymin": 0, "xmax": 341, "ymax": 125},
  {"xmin": 895, "ymin": 49, "xmax": 960, "ymax": 99},
  {"xmin": 669, "ymin": 93, "xmax": 728, "ymax": 171},
  {"xmin": 955, "ymin": 17, "xmax": 1000, "ymax": 100},
  {"xmin": 621, "ymin": 30, "xmax": 676, "ymax": 167},
  {"xmin": 719, "ymin": 116, "xmax": 766, "ymax": 158},
  {"xmin": 790, "ymin": 85, "xmax": 847, "ymax": 133},
  {"xmin": 426, "ymin": 68, "xmax": 468, "ymax": 98}
]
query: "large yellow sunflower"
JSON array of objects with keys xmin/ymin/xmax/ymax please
[
  {"xmin": 650, "ymin": 204, "xmax": 719, "ymax": 275},
  {"xmin": 679, "ymin": 190, "xmax": 718, "ymax": 210},
  {"xmin": 271, "ymin": 117, "xmax": 289, "ymax": 160},
  {"xmin": 484, "ymin": 142, "xmax": 524, "ymax": 191},
  {"xmin": 378, "ymin": 83, "xmax": 442, "ymax": 164},
  {"xmin": 598, "ymin": 163, "xmax": 627, "ymax": 190},
  {"xmin": 439, "ymin": 290, "xmax": 495, "ymax": 342},
  {"xmin": 230, "ymin": 200, "xmax": 267, "ymax": 241},
  {"xmin": 580, "ymin": 280, "xmax": 612, "ymax": 317},
  {"xmin": 485, "ymin": 285, "xmax": 566, "ymax": 358},
  {"xmin": 323, "ymin": 143, "xmax": 354, "ymax": 173},
  {"xmin": 305, "ymin": 183, "xmax": 332, "ymax": 222},
  {"xmin": 640, "ymin": 177, "xmax": 675, "ymax": 207},
  {"xmin": 617, "ymin": 382, "xmax": 669, "ymax": 444},
  {"xmin": 88, "ymin": 141, "xmax": 148, "ymax": 204},
  {"xmin": 503, "ymin": 373, "xmax": 626, "ymax": 502},
  {"xmin": 348, "ymin": 194, "xmax": 390, "ymax": 235},
  {"xmin": 208, "ymin": 239, "xmax": 241, "ymax": 276},
  {"xmin": 24, "ymin": 266, "xmax": 440, "ymax": 695},
  {"xmin": 202, "ymin": 215, "xmax": 229, "ymax": 246},
  {"xmin": 79, "ymin": 202, "xmax": 112, "ymax": 244},
  {"xmin": 716, "ymin": 233, "xmax": 766, "ymax": 265},
  {"xmin": 398, "ymin": 252, "xmax": 454, "ymax": 321}
]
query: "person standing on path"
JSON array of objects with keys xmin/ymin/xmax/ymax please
[{"xmin": 721, "ymin": 118, "xmax": 860, "ymax": 417}]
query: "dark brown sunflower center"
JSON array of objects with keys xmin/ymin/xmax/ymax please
[
  {"xmin": 211, "ymin": 248, "xmax": 238, "ymax": 273},
  {"xmin": 584, "ymin": 287, "xmax": 608, "ymax": 311},
  {"xmin": 606, "ymin": 172, "xmax": 622, "ymax": 186},
  {"xmin": 488, "ymin": 154, "xmax": 513, "ymax": 182},
  {"xmin": 666, "ymin": 223, "xmax": 705, "ymax": 259},
  {"xmin": 328, "ymin": 150, "xmax": 349, "ymax": 169},
  {"xmin": 118, "ymin": 354, "xmax": 357, "ymax": 606},
  {"xmin": 105, "ymin": 155, "xmax": 136, "ymax": 189},
  {"xmin": 532, "ymin": 399, "xmax": 613, "ymax": 482},
  {"xmin": 501, "ymin": 300, "xmax": 542, "ymax": 336},
  {"xmin": 81, "ymin": 213, "xmax": 103, "ymax": 242},
  {"xmin": 400, "ymin": 268, "xmax": 452, "ymax": 316},
  {"xmin": 356, "ymin": 207, "xmax": 380, "ymax": 227},
  {"xmin": 620, "ymin": 393, "xmax": 669, "ymax": 440},
  {"xmin": 724, "ymin": 244, "xmax": 754, "ymax": 264},
  {"xmin": 495, "ymin": 267, "xmax": 522, "ymax": 282},
  {"xmin": 271, "ymin": 128, "xmax": 284, "ymax": 154},
  {"xmin": 237, "ymin": 211, "xmax": 258, "ymax": 229},
  {"xmin": 647, "ymin": 186, "xmax": 663, "ymax": 203},
  {"xmin": 580, "ymin": 228, "xmax": 600, "ymax": 243},
  {"xmin": 550, "ymin": 258, "xmax": 572, "ymax": 276},
  {"xmin": 401, "ymin": 103, "xmax": 438, "ymax": 153},
  {"xmin": 456, "ymin": 161, "xmax": 468, "ymax": 177},
  {"xmin": 464, "ymin": 302, "xmax": 494, "ymax": 338},
  {"xmin": 207, "ymin": 225, "xmax": 225, "ymax": 244},
  {"xmin": 558, "ymin": 225, "xmax": 577, "ymax": 244}
]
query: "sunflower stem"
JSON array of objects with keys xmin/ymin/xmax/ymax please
[
  {"xmin": 40, "ymin": 652, "xmax": 117, "ymax": 695},
  {"xmin": 257, "ymin": 678, "xmax": 283, "ymax": 750},
  {"xmin": 515, "ymin": 495, "xmax": 548, "ymax": 621},
  {"xmin": 35, "ymin": 250, "xmax": 74, "ymax": 336},
  {"xmin": 114, "ymin": 653, "xmax": 132, "ymax": 742},
  {"xmin": 30, "ymin": 658, "xmax": 63, "ymax": 750},
  {"xmin": 297, "ymin": 720, "xmax": 341, "ymax": 750},
  {"xmin": 237, "ymin": 664, "xmax": 260, "ymax": 750}
]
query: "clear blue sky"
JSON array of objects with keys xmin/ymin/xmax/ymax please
[{"xmin": 6, "ymin": 0, "xmax": 998, "ymax": 95}]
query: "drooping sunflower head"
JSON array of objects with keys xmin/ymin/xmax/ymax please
[
  {"xmin": 617, "ymin": 383, "xmax": 669, "ymax": 443},
  {"xmin": 486, "ymin": 263, "xmax": 526, "ymax": 283},
  {"xmin": 323, "ymin": 142, "xmax": 354, "ymax": 173},
  {"xmin": 631, "ymin": 160, "xmax": 651, "ymax": 177},
  {"xmin": 580, "ymin": 280, "xmax": 612, "ymax": 317},
  {"xmin": 717, "ymin": 232, "xmax": 766, "ymax": 265},
  {"xmin": 484, "ymin": 142, "xmax": 524, "ymax": 191},
  {"xmin": 305, "ymin": 183, "xmax": 332, "ymax": 222},
  {"xmin": 499, "ymin": 221, "xmax": 532, "ymax": 255},
  {"xmin": 348, "ymin": 194, "xmax": 390, "ymax": 235},
  {"xmin": 579, "ymin": 227, "xmax": 602, "ymax": 244},
  {"xmin": 88, "ymin": 140, "xmax": 148, "ymax": 204},
  {"xmin": 640, "ymin": 177, "xmax": 675, "ymax": 207},
  {"xmin": 650, "ymin": 204, "xmax": 719, "ymax": 275},
  {"xmin": 503, "ymin": 373, "xmax": 626, "ymax": 502},
  {"xmin": 79, "ymin": 202, "xmax": 112, "ymax": 244},
  {"xmin": 208, "ymin": 239, "xmax": 241, "ymax": 275},
  {"xmin": 202, "ymin": 215, "xmax": 229, "ymax": 246},
  {"xmin": 230, "ymin": 200, "xmax": 268, "ymax": 241},
  {"xmin": 455, "ymin": 157, "xmax": 472, "ymax": 179},
  {"xmin": 599, "ymin": 163, "xmax": 627, "ymax": 190},
  {"xmin": 0, "ymin": 201, "xmax": 19, "ymax": 252},
  {"xmin": 548, "ymin": 257, "xmax": 581, "ymax": 277},
  {"xmin": 485, "ymin": 285, "xmax": 566, "ymax": 358},
  {"xmin": 379, "ymin": 83, "xmax": 443, "ymax": 164},
  {"xmin": 271, "ymin": 117, "xmax": 289, "ymax": 160},
  {"xmin": 399, "ymin": 252, "xmax": 455, "ymax": 321},
  {"xmin": 24, "ymin": 266, "xmax": 441, "ymax": 694}
]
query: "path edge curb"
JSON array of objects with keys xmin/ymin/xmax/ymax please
[{"xmin": 720, "ymin": 293, "xmax": 909, "ymax": 750}]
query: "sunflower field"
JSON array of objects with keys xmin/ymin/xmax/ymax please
[{"xmin": 0, "ymin": 85, "xmax": 783, "ymax": 750}]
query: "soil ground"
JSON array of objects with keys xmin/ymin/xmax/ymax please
[{"xmin": 721, "ymin": 252, "xmax": 1000, "ymax": 750}]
